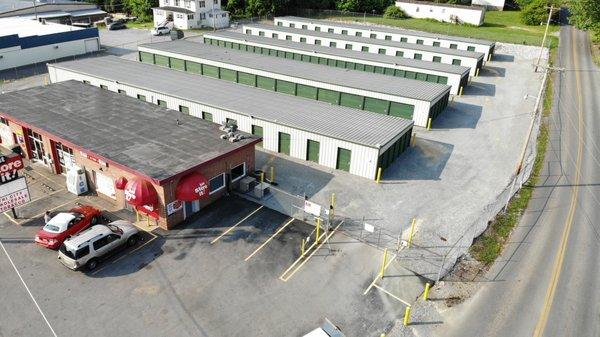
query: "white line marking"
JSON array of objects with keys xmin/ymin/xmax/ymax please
[{"xmin": 0, "ymin": 240, "xmax": 58, "ymax": 337}]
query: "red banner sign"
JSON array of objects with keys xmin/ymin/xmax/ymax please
[{"xmin": 0, "ymin": 154, "xmax": 23, "ymax": 184}]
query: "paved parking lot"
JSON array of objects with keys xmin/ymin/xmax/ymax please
[{"xmin": 0, "ymin": 162, "xmax": 424, "ymax": 337}]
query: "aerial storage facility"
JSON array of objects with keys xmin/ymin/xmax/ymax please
[
  {"xmin": 242, "ymin": 24, "xmax": 485, "ymax": 77},
  {"xmin": 137, "ymin": 40, "xmax": 451, "ymax": 126},
  {"xmin": 47, "ymin": 56, "xmax": 414, "ymax": 180},
  {"xmin": 274, "ymin": 16, "xmax": 496, "ymax": 61},
  {"xmin": 202, "ymin": 31, "xmax": 470, "ymax": 95}
]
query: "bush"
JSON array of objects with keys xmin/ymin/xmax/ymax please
[
  {"xmin": 520, "ymin": 0, "xmax": 558, "ymax": 26},
  {"xmin": 383, "ymin": 5, "xmax": 406, "ymax": 19}
]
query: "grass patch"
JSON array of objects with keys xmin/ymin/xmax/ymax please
[
  {"xmin": 126, "ymin": 21, "xmax": 154, "ymax": 30},
  {"xmin": 470, "ymin": 60, "xmax": 554, "ymax": 265},
  {"xmin": 590, "ymin": 33, "xmax": 600, "ymax": 67},
  {"xmin": 318, "ymin": 11, "xmax": 558, "ymax": 47}
]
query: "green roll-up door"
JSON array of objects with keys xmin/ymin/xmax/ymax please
[
  {"xmin": 220, "ymin": 68, "xmax": 237, "ymax": 82},
  {"xmin": 155, "ymin": 54, "xmax": 169, "ymax": 67},
  {"xmin": 278, "ymin": 132, "xmax": 290, "ymax": 155},
  {"xmin": 355, "ymin": 63, "xmax": 365, "ymax": 71},
  {"xmin": 336, "ymin": 60, "xmax": 346, "ymax": 68},
  {"xmin": 364, "ymin": 64, "xmax": 375, "ymax": 73},
  {"xmin": 306, "ymin": 140, "xmax": 320, "ymax": 163},
  {"xmin": 389, "ymin": 102, "xmax": 414, "ymax": 119},
  {"xmin": 276, "ymin": 80, "xmax": 296, "ymax": 95},
  {"xmin": 202, "ymin": 64, "xmax": 219, "ymax": 78},
  {"xmin": 395, "ymin": 69, "xmax": 405, "ymax": 77},
  {"xmin": 340, "ymin": 93, "xmax": 364, "ymax": 109},
  {"xmin": 336, "ymin": 148, "xmax": 351, "ymax": 172},
  {"xmin": 317, "ymin": 89, "xmax": 340, "ymax": 105},
  {"xmin": 139, "ymin": 51, "xmax": 154, "ymax": 64},
  {"xmin": 437, "ymin": 76, "xmax": 448, "ymax": 85},
  {"xmin": 416, "ymin": 73, "xmax": 427, "ymax": 81},
  {"xmin": 319, "ymin": 57, "xmax": 328, "ymax": 65},
  {"xmin": 293, "ymin": 53, "xmax": 302, "ymax": 61},
  {"xmin": 310, "ymin": 56, "xmax": 319, "ymax": 64},
  {"xmin": 426, "ymin": 74, "xmax": 437, "ymax": 83},
  {"xmin": 285, "ymin": 52, "xmax": 294, "ymax": 59},
  {"xmin": 232, "ymin": 42, "xmax": 239, "ymax": 49},
  {"xmin": 452, "ymin": 59, "xmax": 461, "ymax": 66},
  {"xmin": 262, "ymin": 48, "xmax": 270, "ymax": 55},
  {"xmin": 364, "ymin": 97, "xmax": 389, "ymax": 114},
  {"xmin": 268, "ymin": 49, "xmax": 276, "ymax": 56},
  {"xmin": 257, "ymin": 76, "xmax": 276, "ymax": 91},
  {"xmin": 252, "ymin": 125, "xmax": 263, "ymax": 147},
  {"xmin": 384, "ymin": 68, "xmax": 395, "ymax": 76},
  {"xmin": 238, "ymin": 72, "xmax": 256, "ymax": 86},
  {"xmin": 225, "ymin": 41, "xmax": 232, "ymax": 48},
  {"xmin": 405, "ymin": 71, "xmax": 416, "ymax": 79},
  {"xmin": 276, "ymin": 50, "xmax": 285, "ymax": 57},
  {"xmin": 202, "ymin": 111, "xmax": 213, "ymax": 122},
  {"xmin": 374, "ymin": 66, "xmax": 385, "ymax": 74},
  {"xmin": 186, "ymin": 61, "xmax": 202, "ymax": 74},
  {"xmin": 301, "ymin": 54, "xmax": 311, "ymax": 62},
  {"xmin": 297, "ymin": 84, "xmax": 318, "ymax": 100},
  {"xmin": 327, "ymin": 59, "xmax": 337, "ymax": 67}
]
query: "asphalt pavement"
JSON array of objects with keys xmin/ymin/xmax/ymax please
[{"xmin": 433, "ymin": 12, "xmax": 600, "ymax": 337}]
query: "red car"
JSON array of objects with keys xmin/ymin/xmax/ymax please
[{"xmin": 35, "ymin": 205, "xmax": 102, "ymax": 249}]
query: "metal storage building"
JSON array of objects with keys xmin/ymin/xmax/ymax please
[
  {"xmin": 242, "ymin": 24, "xmax": 484, "ymax": 77},
  {"xmin": 47, "ymin": 56, "xmax": 414, "ymax": 180},
  {"xmin": 137, "ymin": 40, "xmax": 451, "ymax": 127},
  {"xmin": 202, "ymin": 31, "xmax": 470, "ymax": 96},
  {"xmin": 274, "ymin": 16, "xmax": 496, "ymax": 61}
]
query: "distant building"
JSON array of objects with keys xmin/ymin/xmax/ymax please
[
  {"xmin": 472, "ymin": 0, "xmax": 505, "ymax": 11},
  {"xmin": 395, "ymin": 0, "xmax": 485, "ymax": 26},
  {"xmin": 0, "ymin": 17, "xmax": 99, "ymax": 71},
  {"xmin": 152, "ymin": 0, "xmax": 229, "ymax": 30},
  {"xmin": 0, "ymin": 0, "xmax": 107, "ymax": 26}
]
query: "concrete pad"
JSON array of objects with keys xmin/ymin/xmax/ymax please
[{"xmin": 255, "ymin": 42, "xmax": 549, "ymax": 279}]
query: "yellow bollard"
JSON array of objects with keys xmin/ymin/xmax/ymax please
[
  {"xmin": 316, "ymin": 217, "xmax": 321, "ymax": 244},
  {"xmin": 147, "ymin": 215, "xmax": 150, "ymax": 226},
  {"xmin": 260, "ymin": 171, "xmax": 264, "ymax": 184},
  {"xmin": 380, "ymin": 248, "xmax": 388, "ymax": 277},
  {"xmin": 270, "ymin": 166, "xmax": 275, "ymax": 182},
  {"xmin": 475, "ymin": 68, "xmax": 480, "ymax": 77},
  {"xmin": 376, "ymin": 167, "xmax": 382, "ymax": 184},
  {"xmin": 408, "ymin": 218, "xmax": 417, "ymax": 248},
  {"xmin": 423, "ymin": 282, "xmax": 431, "ymax": 301},
  {"xmin": 403, "ymin": 306, "xmax": 411, "ymax": 326},
  {"xmin": 301, "ymin": 239, "xmax": 306, "ymax": 256},
  {"xmin": 427, "ymin": 118, "xmax": 432, "ymax": 130},
  {"xmin": 411, "ymin": 133, "xmax": 416, "ymax": 146},
  {"xmin": 136, "ymin": 210, "xmax": 140, "ymax": 223},
  {"xmin": 459, "ymin": 86, "xmax": 464, "ymax": 96},
  {"xmin": 488, "ymin": 54, "xmax": 492, "ymax": 62},
  {"xmin": 380, "ymin": 334, "xmax": 386, "ymax": 337}
]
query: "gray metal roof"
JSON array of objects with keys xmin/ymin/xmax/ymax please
[
  {"xmin": 276, "ymin": 16, "xmax": 496, "ymax": 47},
  {"xmin": 246, "ymin": 23, "xmax": 484, "ymax": 59},
  {"xmin": 0, "ymin": 80, "xmax": 257, "ymax": 183},
  {"xmin": 48, "ymin": 56, "xmax": 413, "ymax": 149},
  {"xmin": 138, "ymin": 39, "xmax": 450, "ymax": 102},
  {"xmin": 202, "ymin": 31, "xmax": 470, "ymax": 77}
]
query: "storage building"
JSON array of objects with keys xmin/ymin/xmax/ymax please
[
  {"xmin": 243, "ymin": 24, "xmax": 483, "ymax": 77},
  {"xmin": 0, "ymin": 81, "xmax": 259, "ymax": 230},
  {"xmin": 393, "ymin": 1, "xmax": 486, "ymax": 26},
  {"xmin": 202, "ymin": 31, "xmax": 469, "ymax": 96},
  {"xmin": 48, "ymin": 56, "xmax": 414, "ymax": 180},
  {"xmin": 274, "ymin": 16, "xmax": 495, "ymax": 61},
  {"xmin": 137, "ymin": 40, "xmax": 450, "ymax": 126},
  {"xmin": 0, "ymin": 17, "xmax": 100, "ymax": 71}
]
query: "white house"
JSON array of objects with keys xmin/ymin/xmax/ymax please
[
  {"xmin": 395, "ymin": 0, "xmax": 485, "ymax": 26},
  {"xmin": 472, "ymin": 0, "xmax": 505, "ymax": 11},
  {"xmin": 152, "ymin": 0, "xmax": 229, "ymax": 30}
]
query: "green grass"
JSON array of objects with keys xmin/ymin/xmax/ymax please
[
  {"xmin": 470, "ymin": 47, "xmax": 555, "ymax": 264},
  {"xmin": 318, "ymin": 11, "xmax": 559, "ymax": 47},
  {"xmin": 126, "ymin": 21, "xmax": 154, "ymax": 30}
]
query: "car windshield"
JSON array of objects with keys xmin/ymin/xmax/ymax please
[
  {"xmin": 107, "ymin": 224, "xmax": 123, "ymax": 234},
  {"xmin": 44, "ymin": 224, "xmax": 61, "ymax": 232}
]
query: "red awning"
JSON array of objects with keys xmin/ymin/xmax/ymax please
[
  {"xmin": 115, "ymin": 176, "xmax": 128, "ymax": 190},
  {"xmin": 124, "ymin": 178, "xmax": 158, "ymax": 207},
  {"xmin": 176, "ymin": 172, "xmax": 209, "ymax": 201}
]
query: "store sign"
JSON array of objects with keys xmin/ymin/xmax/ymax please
[
  {"xmin": 80, "ymin": 151, "xmax": 108, "ymax": 167},
  {"xmin": 194, "ymin": 182, "xmax": 209, "ymax": 199},
  {"xmin": 0, "ymin": 124, "xmax": 14, "ymax": 147},
  {"xmin": 0, "ymin": 155, "xmax": 23, "ymax": 184},
  {"xmin": 0, "ymin": 177, "xmax": 30, "ymax": 212},
  {"xmin": 304, "ymin": 200, "xmax": 322, "ymax": 217},
  {"xmin": 167, "ymin": 200, "xmax": 183, "ymax": 216}
]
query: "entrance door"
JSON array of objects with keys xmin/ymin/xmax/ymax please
[
  {"xmin": 336, "ymin": 148, "xmax": 351, "ymax": 172},
  {"xmin": 27, "ymin": 129, "xmax": 45, "ymax": 163}
]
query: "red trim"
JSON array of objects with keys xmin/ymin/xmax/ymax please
[
  {"xmin": 21, "ymin": 127, "xmax": 34, "ymax": 160},
  {"xmin": 49, "ymin": 140, "xmax": 61, "ymax": 174},
  {"xmin": 0, "ymin": 112, "xmax": 261, "ymax": 186}
]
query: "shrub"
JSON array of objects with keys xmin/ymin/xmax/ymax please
[
  {"xmin": 383, "ymin": 5, "xmax": 406, "ymax": 19},
  {"xmin": 520, "ymin": 0, "xmax": 558, "ymax": 26}
]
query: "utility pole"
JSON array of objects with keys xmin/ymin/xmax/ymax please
[
  {"xmin": 535, "ymin": 5, "xmax": 554, "ymax": 72},
  {"xmin": 212, "ymin": 1, "xmax": 215, "ymax": 31},
  {"xmin": 32, "ymin": 0, "xmax": 38, "ymax": 20}
]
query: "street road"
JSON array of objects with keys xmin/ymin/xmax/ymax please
[{"xmin": 436, "ymin": 12, "xmax": 600, "ymax": 337}]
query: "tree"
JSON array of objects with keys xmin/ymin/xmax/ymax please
[
  {"xmin": 245, "ymin": 0, "xmax": 289, "ymax": 16},
  {"xmin": 514, "ymin": 0, "xmax": 533, "ymax": 8},
  {"xmin": 335, "ymin": 0, "xmax": 359, "ymax": 12},
  {"xmin": 569, "ymin": 0, "xmax": 600, "ymax": 38},
  {"xmin": 383, "ymin": 5, "xmax": 406, "ymax": 19},
  {"xmin": 225, "ymin": 0, "xmax": 246, "ymax": 17},
  {"xmin": 124, "ymin": 0, "xmax": 157, "ymax": 21},
  {"xmin": 520, "ymin": 0, "xmax": 558, "ymax": 26}
]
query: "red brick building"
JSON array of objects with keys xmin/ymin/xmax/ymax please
[{"xmin": 0, "ymin": 81, "xmax": 260, "ymax": 229}]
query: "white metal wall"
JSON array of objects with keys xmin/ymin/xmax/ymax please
[
  {"xmin": 49, "ymin": 66, "xmax": 388, "ymax": 180},
  {"xmin": 204, "ymin": 34, "xmax": 464, "ymax": 95},
  {"xmin": 394, "ymin": 1, "xmax": 485, "ymax": 26},
  {"xmin": 0, "ymin": 38, "xmax": 98, "ymax": 71},
  {"xmin": 243, "ymin": 25, "xmax": 481, "ymax": 77},
  {"xmin": 273, "ymin": 17, "xmax": 493, "ymax": 62},
  {"xmin": 138, "ymin": 45, "xmax": 435, "ymax": 126}
]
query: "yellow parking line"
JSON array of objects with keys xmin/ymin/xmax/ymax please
[
  {"xmin": 3, "ymin": 212, "xmax": 19, "ymax": 225},
  {"xmin": 279, "ymin": 221, "xmax": 342, "ymax": 282},
  {"xmin": 245, "ymin": 218, "xmax": 294, "ymax": 262},
  {"xmin": 373, "ymin": 284, "xmax": 411, "ymax": 306},
  {"xmin": 90, "ymin": 234, "xmax": 158, "ymax": 275},
  {"xmin": 210, "ymin": 205, "xmax": 264, "ymax": 244},
  {"xmin": 363, "ymin": 253, "xmax": 397, "ymax": 295}
]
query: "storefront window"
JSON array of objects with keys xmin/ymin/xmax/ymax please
[
  {"xmin": 27, "ymin": 129, "xmax": 45, "ymax": 162},
  {"xmin": 209, "ymin": 173, "xmax": 225, "ymax": 194},
  {"xmin": 231, "ymin": 163, "xmax": 246, "ymax": 182},
  {"xmin": 55, "ymin": 142, "xmax": 74, "ymax": 174}
]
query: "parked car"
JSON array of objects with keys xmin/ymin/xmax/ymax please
[
  {"xmin": 151, "ymin": 26, "xmax": 171, "ymax": 36},
  {"xmin": 58, "ymin": 221, "xmax": 140, "ymax": 271},
  {"xmin": 34, "ymin": 205, "xmax": 101, "ymax": 249},
  {"xmin": 107, "ymin": 20, "xmax": 126, "ymax": 30}
]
